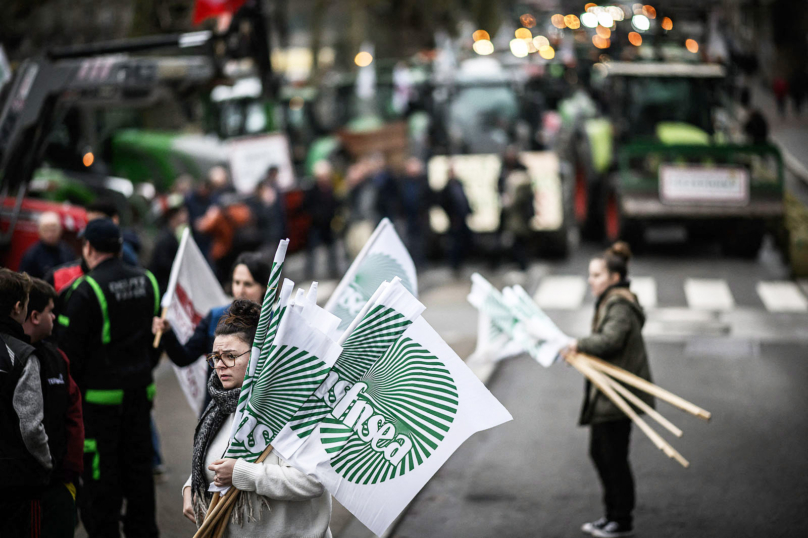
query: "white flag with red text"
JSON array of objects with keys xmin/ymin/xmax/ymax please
[{"xmin": 162, "ymin": 228, "xmax": 228, "ymax": 415}]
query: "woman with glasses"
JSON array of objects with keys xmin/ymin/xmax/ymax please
[
  {"xmin": 153, "ymin": 252, "xmax": 271, "ymax": 406},
  {"xmin": 181, "ymin": 299, "xmax": 332, "ymax": 537}
]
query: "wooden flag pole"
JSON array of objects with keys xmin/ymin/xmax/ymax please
[
  {"xmin": 582, "ymin": 354, "xmax": 712, "ymax": 421},
  {"xmin": 153, "ymin": 307, "xmax": 167, "ymax": 348},
  {"xmin": 206, "ymin": 493, "xmax": 221, "ymax": 523},
  {"xmin": 211, "ymin": 506, "xmax": 230, "ymax": 538},
  {"xmin": 193, "ymin": 445, "xmax": 275, "ymax": 538},
  {"xmin": 566, "ymin": 354, "xmax": 689, "ymax": 468},
  {"xmin": 602, "ymin": 374, "xmax": 683, "ymax": 438},
  {"xmin": 193, "ymin": 489, "xmax": 234, "ymax": 538}
]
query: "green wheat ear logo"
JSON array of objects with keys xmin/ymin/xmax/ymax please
[
  {"xmin": 334, "ymin": 253, "xmax": 414, "ymax": 330},
  {"xmin": 321, "ymin": 336, "xmax": 458, "ymax": 484}
]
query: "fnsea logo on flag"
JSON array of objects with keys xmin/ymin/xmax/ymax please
[{"xmin": 313, "ymin": 335, "xmax": 458, "ymax": 484}]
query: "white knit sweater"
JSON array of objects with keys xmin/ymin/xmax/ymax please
[{"xmin": 183, "ymin": 414, "xmax": 332, "ymax": 538}]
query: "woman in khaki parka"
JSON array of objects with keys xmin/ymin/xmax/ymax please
[{"xmin": 566, "ymin": 242, "xmax": 653, "ymax": 538}]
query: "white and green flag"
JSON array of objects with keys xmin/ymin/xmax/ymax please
[
  {"xmin": 467, "ymin": 273, "xmax": 571, "ymax": 368},
  {"xmin": 226, "ymin": 240, "xmax": 289, "ymax": 450},
  {"xmin": 273, "ymin": 307, "xmax": 512, "ymax": 536},
  {"xmin": 224, "ymin": 284, "xmax": 343, "ymax": 463},
  {"xmin": 273, "ymin": 278, "xmax": 425, "ymax": 459},
  {"xmin": 325, "ymin": 218, "xmax": 418, "ymax": 333}
]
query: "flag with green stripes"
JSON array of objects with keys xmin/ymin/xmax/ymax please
[
  {"xmin": 467, "ymin": 273, "xmax": 571, "ymax": 368},
  {"xmin": 271, "ymin": 278, "xmax": 425, "ymax": 461},
  {"xmin": 224, "ymin": 281, "xmax": 342, "ymax": 463},
  {"xmin": 273, "ymin": 313, "xmax": 512, "ymax": 536},
  {"xmin": 225, "ymin": 241, "xmax": 288, "ymax": 450},
  {"xmin": 325, "ymin": 218, "xmax": 419, "ymax": 333}
]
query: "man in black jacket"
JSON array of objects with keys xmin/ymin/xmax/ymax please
[
  {"xmin": 0, "ymin": 268, "xmax": 53, "ymax": 537},
  {"xmin": 56, "ymin": 219, "xmax": 161, "ymax": 538}
]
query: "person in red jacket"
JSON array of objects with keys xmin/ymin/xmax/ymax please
[{"xmin": 22, "ymin": 278, "xmax": 84, "ymax": 537}]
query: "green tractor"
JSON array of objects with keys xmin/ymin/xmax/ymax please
[{"xmin": 567, "ymin": 61, "xmax": 785, "ymax": 257}]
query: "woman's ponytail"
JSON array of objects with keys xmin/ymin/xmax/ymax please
[{"xmin": 603, "ymin": 241, "xmax": 632, "ymax": 281}]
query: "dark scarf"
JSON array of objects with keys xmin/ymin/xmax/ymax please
[{"xmin": 191, "ymin": 372, "xmax": 240, "ymax": 521}]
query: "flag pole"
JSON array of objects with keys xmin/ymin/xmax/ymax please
[
  {"xmin": 152, "ymin": 307, "xmax": 167, "ymax": 348},
  {"xmin": 566, "ymin": 354, "xmax": 689, "ymax": 468},
  {"xmin": 601, "ymin": 372, "xmax": 683, "ymax": 438},
  {"xmin": 192, "ymin": 445, "xmax": 275, "ymax": 538},
  {"xmin": 582, "ymin": 354, "xmax": 712, "ymax": 421}
]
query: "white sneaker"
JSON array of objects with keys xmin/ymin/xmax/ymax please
[
  {"xmin": 591, "ymin": 520, "xmax": 634, "ymax": 537},
  {"xmin": 581, "ymin": 517, "xmax": 608, "ymax": 535}
]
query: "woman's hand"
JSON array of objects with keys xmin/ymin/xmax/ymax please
[
  {"xmin": 152, "ymin": 317, "xmax": 170, "ymax": 335},
  {"xmin": 182, "ymin": 486, "xmax": 195, "ymax": 523},
  {"xmin": 561, "ymin": 339, "xmax": 578, "ymax": 358},
  {"xmin": 209, "ymin": 458, "xmax": 237, "ymax": 488}
]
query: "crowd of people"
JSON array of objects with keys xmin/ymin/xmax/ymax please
[
  {"xmin": 2, "ymin": 216, "xmax": 650, "ymax": 538},
  {"xmin": 1, "ymin": 147, "xmax": 546, "ymax": 537},
  {"xmin": 3, "ymin": 211, "xmax": 335, "ymax": 537}
]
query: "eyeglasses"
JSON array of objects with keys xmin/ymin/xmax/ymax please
[{"xmin": 206, "ymin": 349, "xmax": 250, "ymax": 369}]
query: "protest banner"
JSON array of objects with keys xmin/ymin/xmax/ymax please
[
  {"xmin": 159, "ymin": 228, "xmax": 228, "ymax": 416},
  {"xmin": 325, "ymin": 218, "xmax": 418, "ymax": 333},
  {"xmin": 274, "ymin": 310, "xmax": 513, "ymax": 536}
]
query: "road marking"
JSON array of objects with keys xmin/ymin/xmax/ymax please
[
  {"xmin": 631, "ymin": 277, "xmax": 657, "ymax": 309},
  {"xmin": 684, "ymin": 278, "xmax": 735, "ymax": 311},
  {"xmin": 756, "ymin": 281, "xmax": 808, "ymax": 312},
  {"xmin": 534, "ymin": 276, "xmax": 587, "ymax": 310}
]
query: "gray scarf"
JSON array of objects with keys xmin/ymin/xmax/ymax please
[{"xmin": 191, "ymin": 373, "xmax": 240, "ymax": 523}]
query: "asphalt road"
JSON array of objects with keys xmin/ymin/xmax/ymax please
[
  {"xmin": 391, "ymin": 342, "xmax": 808, "ymax": 538},
  {"xmin": 386, "ymin": 240, "xmax": 808, "ymax": 538}
]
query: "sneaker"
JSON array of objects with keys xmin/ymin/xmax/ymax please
[
  {"xmin": 581, "ymin": 517, "xmax": 608, "ymax": 535},
  {"xmin": 591, "ymin": 521, "xmax": 634, "ymax": 538}
]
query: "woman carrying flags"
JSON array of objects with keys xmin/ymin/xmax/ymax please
[
  {"xmin": 181, "ymin": 299, "xmax": 332, "ymax": 537},
  {"xmin": 564, "ymin": 242, "xmax": 654, "ymax": 538}
]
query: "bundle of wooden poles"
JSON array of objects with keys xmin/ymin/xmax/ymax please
[
  {"xmin": 565, "ymin": 353, "xmax": 711, "ymax": 468},
  {"xmin": 191, "ymin": 444, "xmax": 274, "ymax": 538}
]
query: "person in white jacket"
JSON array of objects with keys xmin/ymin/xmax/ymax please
[{"xmin": 182, "ymin": 299, "xmax": 332, "ymax": 537}]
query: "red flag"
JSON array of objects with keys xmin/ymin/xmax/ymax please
[{"xmin": 192, "ymin": 0, "xmax": 247, "ymax": 25}]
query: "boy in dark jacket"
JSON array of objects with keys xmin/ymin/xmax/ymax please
[
  {"xmin": 0, "ymin": 268, "xmax": 53, "ymax": 537},
  {"xmin": 23, "ymin": 278, "xmax": 84, "ymax": 537}
]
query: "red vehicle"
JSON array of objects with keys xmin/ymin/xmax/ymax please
[{"xmin": 0, "ymin": 198, "xmax": 87, "ymax": 270}]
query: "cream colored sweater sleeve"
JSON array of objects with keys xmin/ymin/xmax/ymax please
[{"xmin": 232, "ymin": 451, "xmax": 324, "ymax": 501}]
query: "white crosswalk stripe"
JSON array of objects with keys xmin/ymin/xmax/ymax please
[
  {"xmin": 630, "ymin": 277, "xmax": 657, "ymax": 309},
  {"xmin": 530, "ymin": 274, "xmax": 808, "ymax": 314},
  {"xmin": 756, "ymin": 281, "xmax": 808, "ymax": 312},
  {"xmin": 684, "ymin": 278, "xmax": 735, "ymax": 311},
  {"xmin": 534, "ymin": 275, "xmax": 588, "ymax": 310}
]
